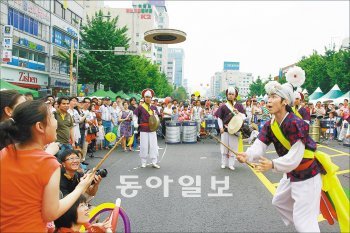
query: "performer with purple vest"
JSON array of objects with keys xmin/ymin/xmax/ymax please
[
  {"xmin": 133, "ymin": 89, "xmax": 161, "ymax": 168},
  {"xmin": 236, "ymin": 80, "xmax": 325, "ymax": 232},
  {"xmin": 293, "ymin": 91, "xmax": 311, "ymax": 124},
  {"xmin": 214, "ymin": 86, "xmax": 246, "ymax": 170}
]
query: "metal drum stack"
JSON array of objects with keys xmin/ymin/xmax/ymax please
[
  {"xmin": 309, "ymin": 116, "xmax": 321, "ymax": 143},
  {"xmin": 165, "ymin": 121, "xmax": 181, "ymax": 144},
  {"xmin": 205, "ymin": 119, "xmax": 218, "ymax": 135},
  {"xmin": 182, "ymin": 121, "xmax": 197, "ymax": 143}
]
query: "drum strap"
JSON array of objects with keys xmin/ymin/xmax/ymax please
[
  {"xmin": 141, "ymin": 103, "xmax": 154, "ymax": 116},
  {"xmin": 292, "ymin": 107, "xmax": 303, "ymax": 119},
  {"xmin": 225, "ymin": 101, "xmax": 236, "ymax": 116}
]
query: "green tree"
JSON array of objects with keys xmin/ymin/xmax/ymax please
[
  {"xmin": 171, "ymin": 86, "xmax": 187, "ymax": 101},
  {"xmin": 78, "ymin": 11, "xmax": 130, "ymax": 91},
  {"xmin": 248, "ymin": 76, "xmax": 266, "ymax": 96},
  {"xmin": 297, "ymin": 48, "xmax": 350, "ymax": 94}
]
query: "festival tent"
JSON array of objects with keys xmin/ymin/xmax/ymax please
[
  {"xmin": 89, "ymin": 89, "xmax": 109, "ymax": 98},
  {"xmin": 0, "ymin": 79, "xmax": 39, "ymax": 98},
  {"xmin": 127, "ymin": 93, "xmax": 142, "ymax": 101},
  {"xmin": 317, "ymin": 84, "xmax": 343, "ymax": 103},
  {"xmin": 106, "ymin": 90, "xmax": 117, "ymax": 99},
  {"xmin": 115, "ymin": 90, "xmax": 130, "ymax": 99},
  {"xmin": 308, "ymin": 87, "xmax": 324, "ymax": 100},
  {"xmin": 333, "ymin": 91, "xmax": 350, "ymax": 105}
]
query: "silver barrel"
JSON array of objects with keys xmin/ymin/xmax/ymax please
[
  {"xmin": 182, "ymin": 121, "xmax": 197, "ymax": 144},
  {"xmin": 165, "ymin": 121, "xmax": 181, "ymax": 144}
]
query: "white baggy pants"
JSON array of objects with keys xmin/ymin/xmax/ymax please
[
  {"xmin": 220, "ymin": 132, "xmax": 239, "ymax": 167},
  {"xmin": 272, "ymin": 173, "xmax": 322, "ymax": 232},
  {"xmin": 139, "ymin": 131, "xmax": 159, "ymax": 164}
]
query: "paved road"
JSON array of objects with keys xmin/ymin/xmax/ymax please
[{"xmin": 87, "ymin": 137, "xmax": 349, "ymax": 232}]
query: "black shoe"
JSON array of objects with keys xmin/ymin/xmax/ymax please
[
  {"xmin": 82, "ymin": 161, "xmax": 89, "ymax": 165},
  {"xmin": 197, "ymin": 137, "xmax": 201, "ymax": 142}
]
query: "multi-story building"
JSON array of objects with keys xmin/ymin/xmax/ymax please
[
  {"xmin": 166, "ymin": 58, "xmax": 175, "ymax": 83},
  {"xmin": 221, "ymin": 70, "xmax": 253, "ymax": 98},
  {"xmin": 182, "ymin": 78, "xmax": 188, "ymax": 94},
  {"xmin": 1, "ymin": 0, "xmax": 51, "ymax": 91},
  {"xmin": 210, "ymin": 72, "xmax": 222, "ymax": 98},
  {"xmin": 85, "ymin": 0, "xmax": 169, "ymax": 73},
  {"xmin": 0, "ymin": 0, "xmax": 83, "ymax": 96},
  {"xmin": 50, "ymin": 0, "xmax": 83, "ymax": 96},
  {"xmin": 167, "ymin": 47, "xmax": 184, "ymax": 87},
  {"xmin": 210, "ymin": 62, "xmax": 253, "ymax": 98}
]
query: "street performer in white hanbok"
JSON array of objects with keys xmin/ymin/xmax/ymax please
[
  {"xmin": 214, "ymin": 86, "xmax": 246, "ymax": 170},
  {"xmin": 133, "ymin": 89, "xmax": 161, "ymax": 168},
  {"xmin": 236, "ymin": 80, "xmax": 326, "ymax": 232}
]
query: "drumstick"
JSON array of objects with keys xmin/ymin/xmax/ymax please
[
  {"xmin": 93, "ymin": 136, "xmax": 124, "ymax": 172},
  {"xmin": 208, "ymin": 132, "xmax": 255, "ymax": 169}
]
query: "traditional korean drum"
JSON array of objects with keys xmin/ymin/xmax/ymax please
[
  {"xmin": 309, "ymin": 116, "xmax": 320, "ymax": 143},
  {"xmin": 165, "ymin": 121, "xmax": 181, "ymax": 144},
  {"xmin": 182, "ymin": 121, "xmax": 197, "ymax": 143}
]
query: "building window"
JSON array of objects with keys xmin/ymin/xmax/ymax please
[
  {"xmin": 65, "ymin": 9, "xmax": 72, "ymax": 23},
  {"xmin": 19, "ymin": 50, "xmax": 28, "ymax": 59},
  {"xmin": 8, "ymin": 8, "xmax": 40, "ymax": 37},
  {"xmin": 38, "ymin": 55, "xmax": 45, "ymax": 63},
  {"xmin": 13, "ymin": 9, "xmax": 18, "ymax": 28},
  {"xmin": 54, "ymin": 0, "xmax": 63, "ymax": 18},
  {"xmin": 18, "ymin": 12, "xmax": 24, "ymax": 30}
]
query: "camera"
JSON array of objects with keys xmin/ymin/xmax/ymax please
[
  {"xmin": 90, "ymin": 169, "xmax": 108, "ymax": 185},
  {"xmin": 96, "ymin": 169, "xmax": 108, "ymax": 178}
]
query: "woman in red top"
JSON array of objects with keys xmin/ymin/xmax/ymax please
[{"xmin": 0, "ymin": 100, "xmax": 95, "ymax": 232}]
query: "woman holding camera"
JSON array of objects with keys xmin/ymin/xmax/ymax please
[{"xmin": 0, "ymin": 100, "xmax": 95, "ymax": 232}]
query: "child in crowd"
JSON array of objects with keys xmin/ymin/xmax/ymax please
[
  {"xmin": 171, "ymin": 106, "xmax": 179, "ymax": 122},
  {"xmin": 96, "ymin": 119, "xmax": 105, "ymax": 150},
  {"xmin": 327, "ymin": 112, "xmax": 337, "ymax": 140},
  {"xmin": 204, "ymin": 107, "xmax": 213, "ymax": 120}
]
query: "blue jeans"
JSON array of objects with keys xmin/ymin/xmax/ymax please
[{"xmin": 102, "ymin": 120, "xmax": 112, "ymax": 147}]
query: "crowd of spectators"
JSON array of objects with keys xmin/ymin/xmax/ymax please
[{"xmin": 0, "ymin": 89, "xmax": 349, "ymax": 232}]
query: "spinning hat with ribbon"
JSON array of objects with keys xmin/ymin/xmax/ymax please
[{"xmin": 285, "ymin": 66, "xmax": 306, "ymax": 101}]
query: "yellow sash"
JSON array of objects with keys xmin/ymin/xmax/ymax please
[
  {"xmin": 271, "ymin": 119, "xmax": 349, "ymax": 233},
  {"xmin": 292, "ymin": 106, "xmax": 303, "ymax": 119},
  {"xmin": 141, "ymin": 103, "xmax": 154, "ymax": 116},
  {"xmin": 238, "ymin": 133, "xmax": 243, "ymax": 152}
]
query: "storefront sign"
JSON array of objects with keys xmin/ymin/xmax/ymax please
[
  {"xmin": 11, "ymin": 0, "xmax": 50, "ymax": 23},
  {"xmin": 13, "ymin": 36, "xmax": 45, "ymax": 52},
  {"xmin": 52, "ymin": 78, "xmax": 70, "ymax": 88},
  {"xmin": 2, "ymin": 50, "xmax": 12, "ymax": 63},
  {"xmin": 1, "ymin": 66, "xmax": 48, "ymax": 86},
  {"xmin": 141, "ymin": 14, "xmax": 151, "ymax": 20},
  {"xmin": 3, "ymin": 38, "xmax": 13, "ymax": 49},
  {"xmin": 3, "ymin": 25, "xmax": 13, "ymax": 37},
  {"xmin": 67, "ymin": 27, "xmax": 78, "ymax": 38}
]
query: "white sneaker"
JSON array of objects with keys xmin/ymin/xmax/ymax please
[
  {"xmin": 141, "ymin": 164, "xmax": 146, "ymax": 168},
  {"xmin": 221, "ymin": 165, "xmax": 226, "ymax": 169},
  {"xmin": 152, "ymin": 163, "xmax": 160, "ymax": 169},
  {"xmin": 229, "ymin": 166, "xmax": 235, "ymax": 171}
]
